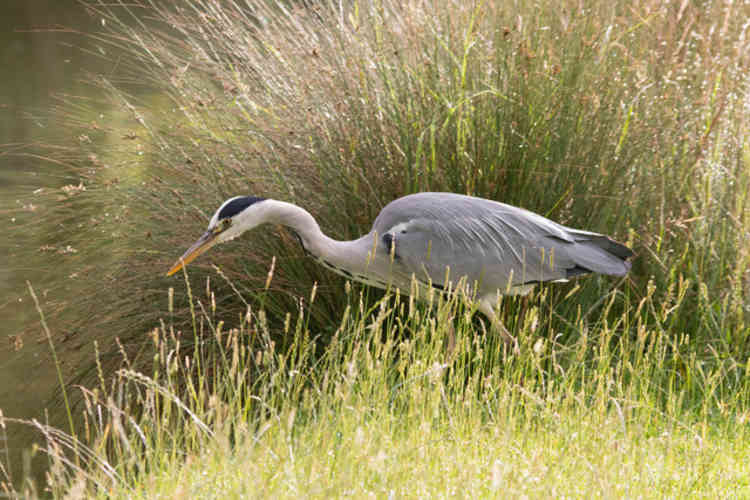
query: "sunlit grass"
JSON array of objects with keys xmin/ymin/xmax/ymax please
[
  {"xmin": 15, "ymin": 276, "xmax": 750, "ymax": 498},
  {"xmin": 118, "ymin": 413, "xmax": 748, "ymax": 498}
]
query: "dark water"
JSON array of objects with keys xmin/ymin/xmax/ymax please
[{"xmin": 0, "ymin": 0, "xmax": 116, "ymax": 489}]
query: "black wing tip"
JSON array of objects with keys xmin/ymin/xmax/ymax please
[
  {"xmin": 218, "ymin": 196, "xmax": 266, "ymax": 220},
  {"xmin": 571, "ymin": 232, "xmax": 634, "ymax": 260},
  {"xmin": 606, "ymin": 240, "xmax": 635, "ymax": 275},
  {"xmin": 602, "ymin": 237, "xmax": 634, "ymax": 260}
]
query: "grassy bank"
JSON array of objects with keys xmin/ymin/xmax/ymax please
[
  {"xmin": 28, "ymin": 281, "xmax": 750, "ymax": 497},
  {"xmin": 2, "ymin": 0, "xmax": 749, "ymax": 496}
]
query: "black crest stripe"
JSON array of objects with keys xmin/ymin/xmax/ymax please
[{"xmin": 218, "ymin": 196, "xmax": 266, "ymax": 220}]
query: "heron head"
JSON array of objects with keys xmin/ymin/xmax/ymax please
[{"xmin": 167, "ymin": 196, "xmax": 267, "ymax": 276}]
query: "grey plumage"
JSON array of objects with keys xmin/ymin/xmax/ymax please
[
  {"xmin": 168, "ymin": 192, "xmax": 633, "ymax": 342},
  {"xmin": 369, "ymin": 193, "xmax": 631, "ymax": 294}
]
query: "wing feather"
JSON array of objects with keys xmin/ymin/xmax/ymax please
[{"xmin": 371, "ymin": 193, "xmax": 630, "ymax": 294}]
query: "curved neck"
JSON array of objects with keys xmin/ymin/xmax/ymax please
[
  {"xmin": 258, "ymin": 199, "xmax": 376, "ymax": 282},
  {"xmin": 262, "ymin": 200, "xmax": 339, "ymax": 258}
]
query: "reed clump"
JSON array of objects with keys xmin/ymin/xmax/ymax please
[{"xmin": 7, "ymin": 0, "xmax": 746, "ymax": 376}]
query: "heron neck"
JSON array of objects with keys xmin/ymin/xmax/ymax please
[{"xmin": 264, "ymin": 200, "xmax": 348, "ymax": 261}]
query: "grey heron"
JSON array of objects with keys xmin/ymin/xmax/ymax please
[{"xmin": 167, "ymin": 192, "xmax": 633, "ymax": 341}]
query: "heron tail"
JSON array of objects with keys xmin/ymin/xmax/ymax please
[{"xmin": 566, "ymin": 233, "xmax": 633, "ymax": 277}]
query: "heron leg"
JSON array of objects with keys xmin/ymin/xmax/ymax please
[{"xmin": 478, "ymin": 298, "xmax": 519, "ymax": 352}]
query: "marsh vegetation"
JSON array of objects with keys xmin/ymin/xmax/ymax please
[{"xmin": 2, "ymin": 0, "xmax": 749, "ymax": 496}]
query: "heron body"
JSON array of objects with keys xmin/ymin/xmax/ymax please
[{"xmin": 168, "ymin": 192, "xmax": 633, "ymax": 340}]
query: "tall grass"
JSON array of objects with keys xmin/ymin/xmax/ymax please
[
  {"xmin": 2, "ymin": 0, "xmax": 749, "ymax": 495},
  {"xmin": 6, "ymin": 0, "xmax": 746, "ymax": 367},
  {"xmin": 11, "ymin": 275, "xmax": 750, "ymax": 497}
]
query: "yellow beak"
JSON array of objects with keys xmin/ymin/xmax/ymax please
[{"xmin": 166, "ymin": 231, "xmax": 218, "ymax": 276}]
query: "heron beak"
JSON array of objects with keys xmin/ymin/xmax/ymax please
[{"xmin": 166, "ymin": 230, "xmax": 218, "ymax": 276}]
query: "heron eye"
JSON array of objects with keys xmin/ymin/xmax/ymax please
[{"xmin": 213, "ymin": 219, "xmax": 230, "ymax": 234}]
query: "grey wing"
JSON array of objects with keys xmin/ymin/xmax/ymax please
[
  {"xmin": 373, "ymin": 194, "xmax": 631, "ymax": 294},
  {"xmin": 379, "ymin": 215, "xmax": 571, "ymax": 293}
]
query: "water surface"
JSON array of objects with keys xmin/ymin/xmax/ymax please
[{"xmin": 0, "ymin": 0, "xmax": 119, "ymax": 488}]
